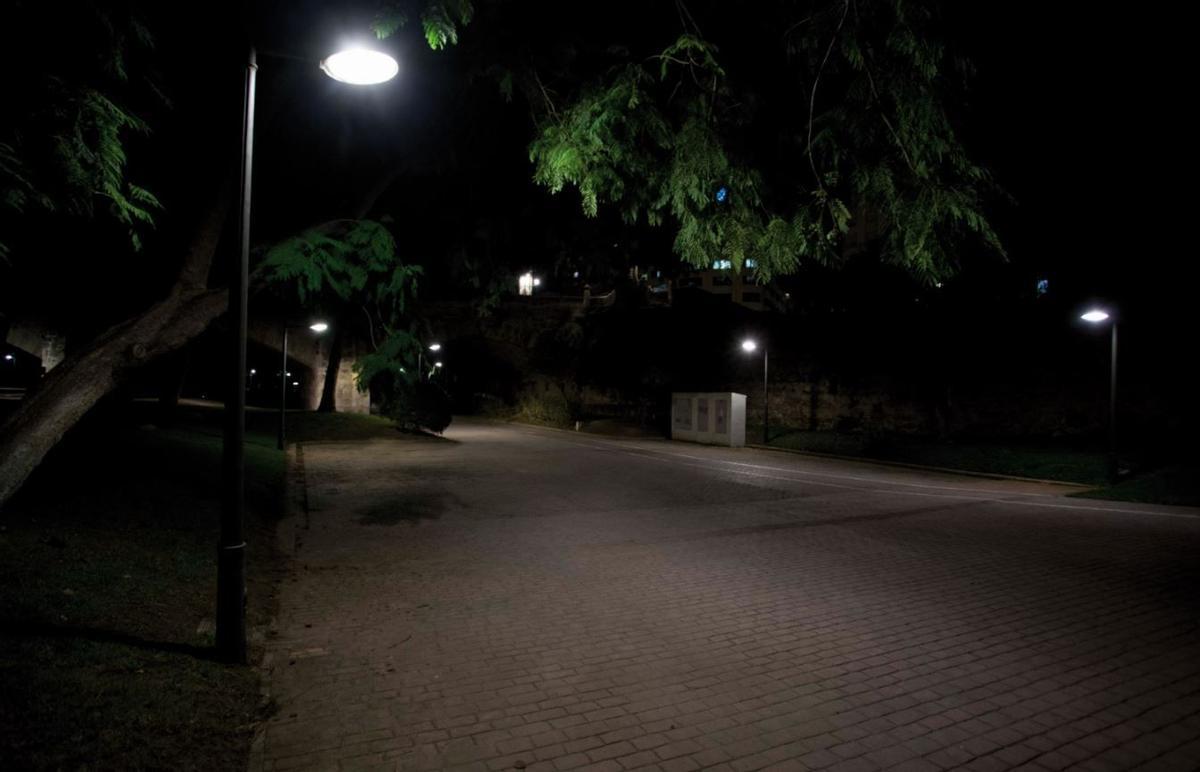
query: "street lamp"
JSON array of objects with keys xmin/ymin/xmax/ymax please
[
  {"xmin": 1080, "ymin": 307, "xmax": 1119, "ymax": 482},
  {"xmin": 219, "ymin": 43, "xmax": 397, "ymax": 664},
  {"xmin": 277, "ymin": 320, "xmax": 329, "ymax": 451},
  {"xmin": 417, "ymin": 342, "xmax": 441, "ymax": 381},
  {"xmin": 742, "ymin": 338, "xmax": 769, "ymax": 444},
  {"xmin": 320, "ymin": 48, "xmax": 400, "ymax": 85}
]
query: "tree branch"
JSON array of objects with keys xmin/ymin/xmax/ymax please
[
  {"xmin": 807, "ymin": 0, "xmax": 851, "ymax": 189},
  {"xmin": 533, "ymin": 70, "xmax": 560, "ymax": 122}
]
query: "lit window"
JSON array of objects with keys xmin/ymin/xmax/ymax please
[
  {"xmin": 1036, "ymin": 278, "xmax": 1049, "ymax": 297},
  {"xmin": 745, "ymin": 259, "xmax": 757, "ymax": 269},
  {"xmin": 518, "ymin": 272, "xmax": 534, "ymax": 296},
  {"xmin": 711, "ymin": 259, "xmax": 732, "ymax": 270}
]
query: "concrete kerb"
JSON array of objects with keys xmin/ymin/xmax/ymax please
[
  {"xmin": 496, "ymin": 416, "xmax": 1096, "ymax": 488},
  {"xmin": 246, "ymin": 443, "xmax": 307, "ymax": 772},
  {"xmin": 487, "ymin": 416, "xmax": 671, "ymax": 442},
  {"xmin": 495, "ymin": 416, "xmax": 1091, "ymax": 489}
]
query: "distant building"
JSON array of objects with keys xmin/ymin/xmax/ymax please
[{"xmin": 677, "ymin": 259, "xmax": 789, "ymax": 313}]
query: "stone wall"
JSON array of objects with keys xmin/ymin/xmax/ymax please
[
  {"xmin": 5, "ymin": 321, "xmax": 66, "ymax": 372},
  {"xmin": 735, "ymin": 375, "xmax": 1114, "ymax": 439},
  {"xmin": 248, "ymin": 318, "xmax": 369, "ymax": 414},
  {"xmin": 738, "ymin": 377, "xmax": 932, "ymax": 435},
  {"xmin": 331, "ymin": 341, "xmax": 370, "ymax": 414}
]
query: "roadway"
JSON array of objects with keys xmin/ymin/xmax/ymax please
[{"xmin": 256, "ymin": 418, "xmax": 1200, "ymax": 771}]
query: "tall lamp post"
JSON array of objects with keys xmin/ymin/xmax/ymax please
[
  {"xmin": 277, "ymin": 321, "xmax": 328, "ymax": 450},
  {"xmin": 218, "ymin": 45, "xmax": 398, "ymax": 664},
  {"xmin": 742, "ymin": 338, "xmax": 769, "ymax": 444},
  {"xmin": 1080, "ymin": 308, "xmax": 1119, "ymax": 482}
]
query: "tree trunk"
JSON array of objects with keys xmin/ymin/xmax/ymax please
[
  {"xmin": 0, "ymin": 287, "xmax": 227, "ymax": 507},
  {"xmin": 317, "ymin": 320, "xmax": 344, "ymax": 413},
  {"xmin": 0, "ymin": 161, "xmax": 401, "ymax": 510},
  {"xmin": 0, "ymin": 191, "xmax": 230, "ymax": 511}
]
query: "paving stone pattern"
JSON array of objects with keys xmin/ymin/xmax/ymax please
[{"xmin": 255, "ymin": 421, "xmax": 1200, "ymax": 772}]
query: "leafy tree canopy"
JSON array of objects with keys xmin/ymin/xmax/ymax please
[
  {"xmin": 377, "ymin": 0, "xmax": 1004, "ymax": 284},
  {"xmin": 257, "ymin": 218, "xmax": 424, "ymax": 388},
  {"xmin": 0, "ymin": 1, "xmax": 160, "ymax": 261}
]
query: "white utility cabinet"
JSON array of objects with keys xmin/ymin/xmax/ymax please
[{"xmin": 670, "ymin": 392, "xmax": 746, "ymax": 447}]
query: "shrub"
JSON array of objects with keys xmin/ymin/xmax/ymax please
[
  {"xmin": 515, "ymin": 391, "xmax": 577, "ymax": 429},
  {"xmin": 385, "ymin": 380, "xmax": 453, "ymax": 433}
]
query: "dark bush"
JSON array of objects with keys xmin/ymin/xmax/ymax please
[{"xmin": 385, "ymin": 380, "xmax": 453, "ymax": 434}]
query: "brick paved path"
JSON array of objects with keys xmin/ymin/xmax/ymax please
[{"xmin": 254, "ymin": 421, "xmax": 1200, "ymax": 771}]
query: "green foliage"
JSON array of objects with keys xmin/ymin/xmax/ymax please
[
  {"xmin": 353, "ymin": 328, "xmax": 421, "ymax": 388},
  {"xmin": 375, "ymin": 0, "xmax": 1000, "ymax": 285},
  {"xmin": 373, "ymin": 0, "xmax": 475, "ymax": 50},
  {"xmin": 422, "ymin": 0, "xmax": 474, "ymax": 49},
  {"xmin": 372, "ymin": 8, "xmax": 408, "ymax": 39},
  {"xmin": 259, "ymin": 219, "xmax": 420, "ymax": 310},
  {"xmin": 52, "ymin": 87, "xmax": 161, "ymax": 250},
  {"xmin": 527, "ymin": 1, "xmax": 1003, "ymax": 283},
  {"xmin": 259, "ymin": 218, "xmax": 423, "ymax": 392},
  {"xmin": 529, "ymin": 65, "xmax": 672, "ymax": 222},
  {"xmin": 0, "ymin": 2, "xmax": 160, "ymax": 261},
  {"xmin": 515, "ymin": 390, "xmax": 577, "ymax": 429}
]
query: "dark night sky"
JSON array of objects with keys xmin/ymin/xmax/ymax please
[
  {"xmin": 228, "ymin": 1, "xmax": 1185, "ymax": 317},
  {"xmin": 3, "ymin": 1, "xmax": 1188, "ymax": 362},
  {"xmin": 115, "ymin": 2, "xmax": 1179, "ymax": 298}
]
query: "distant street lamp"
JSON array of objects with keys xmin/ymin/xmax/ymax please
[
  {"xmin": 418, "ymin": 342, "xmax": 441, "ymax": 381},
  {"xmin": 277, "ymin": 321, "xmax": 329, "ymax": 451},
  {"xmin": 1080, "ymin": 308, "xmax": 1119, "ymax": 482},
  {"xmin": 518, "ymin": 272, "xmax": 536, "ymax": 296},
  {"xmin": 219, "ymin": 44, "xmax": 397, "ymax": 664},
  {"xmin": 742, "ymin": 338, "xmax": 769, "ymax": 444}
]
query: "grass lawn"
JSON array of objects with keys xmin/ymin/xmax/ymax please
[
  {"xmin": 753, "ymin": 425, "xmax": 1113, "ymax": 486},
  {"xmin": 753, "ymin": 426, "xmax": 1200, "ymax": 506},
  {"xmin": 0, "ymin": 401, "xmax": 286, "ymax": 769},
  {"xmin": 1071, "ymin": 460, "xmax": 1200, "ymax": 507},
  {"xmin": 248, "ymin": 407, "xmax": 412, "ymax": 444}
]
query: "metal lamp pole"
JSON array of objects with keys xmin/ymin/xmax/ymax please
[
  {"xmin": 278, "ymin": 323, "xmax": 289, "ymax": 451},
  {"xmin": 1107, "ymin": 321, "xmax": 1118, "ymax": 482},
  {"xmin": 217, "ymin": 45, "xmax": 256, "ymax": 665},
  {"xmin": 762, "ymin": 345, "xmax": 769, "ymax": 445},
  {"xmin": 1080, "ymin": 308, "xmax": 1119, "ymax": 483},
  {"xmin": 741, "ymin": 338, "xmax": 769, "ymax": 444},
  {"xmin": 277, "ymin": 321, "xmax": 327, "ymax": 450},
  {"xmin": 217, "ymin": 44, "xmax": 398, "ymax": 664}
]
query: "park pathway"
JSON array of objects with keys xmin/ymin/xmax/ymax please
[{"xmin": 253, "ymin": 420, "xmax": 1200, "ymax": 771}]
